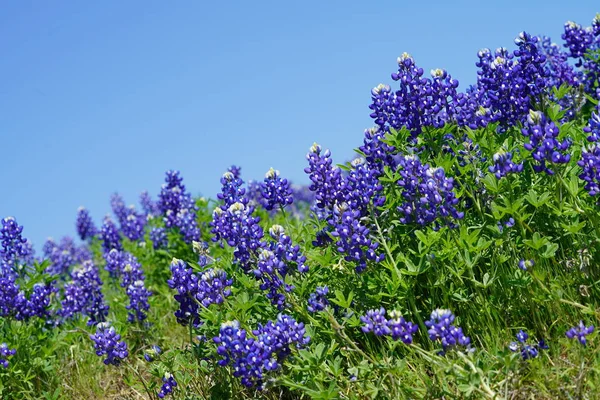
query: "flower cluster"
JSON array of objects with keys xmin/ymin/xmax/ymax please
[
  {"xmin": 99, "ymin": 216, "xmax": 122, "ymax": 253},
  {"xmin": 167, "ymin": 259, "xmax": 232, "ymax": 327},
  {"xmin": 369, "ymin": 54, "xmax": 465, "ymax": 140},
  {"xmin": 578, "ymin": 144, "xmax": 600, "ymax": 196},
  {"xmin": 76, "ymin": 207, "xmax": 97, "ymax": 241},
  {"xmin": 566, "ymin": 321, "xmax": 594, "ymax": 345},
  {"xmin": 249, "ymin": 225, "xmax": 308, "ymax": 309},
  {"xmin": 489, "ymin": 151, "xmax": 523, "ymax": 179},
  {"xmin": 328, "ymin": 202, "xmax": 384, "ymax": 272},
  {"xmin": 121, "ymin": 206, "xmax": 146, "ymax": 241},
  {"xmin": 361, "ymin": 308, "xmax": 418, "ymax": 344},
  {"xmin": 214, "ymin": 315, "xmax": 310, "ymax": 389},
  {"xmin": 218, "ymin": 171, "xmax": 247, "ymax": 208},
  {"xmin": 21, "ymin": 283, "xmax": 55, "ymax": 322},
  {"xmin": 89, "ymin": 322, "xmax": 128, "ymax": 365},
  {"xmin": 158, "ymin": 373, "xmax": 177, "ymax": 398},
  {"xmin": 0, "ymin": 216, "xmax": 32, "ymax": 272},
  {"xmin": 537, "ymin": 36, "xmax": 581, "ymax": 89},
  {"xmin": 305, "ymin": 145, "xmax": 386, "ymax": 272},
  {"xmin": 44, "ymin": 236, "xmax": 91, "ymax": 276},
  {"xmin": 60, "ymin": 261, "xmax": 109, "ymax": 325},
  {"xmin": 304, "ymin": 143, "xmax": 343, "ymax": 211},
  {"xmin": 211, "ymin": 201, "xmax": 264, "ymax": 271},
  {"xmin": 110, "ymin": 193, "xmax": 128, "ymax": 224},
  {"xmin": 522, "ymin": 110, "xmax": 571, "ymax": 175},
  {"xmin": 150, "ymin": 227, "xmax": 168, "ymax": 249},
  {"xmin": 126, "ymin": 280, "xmax": 152, "ymax": 323},
  {"xmin": 562, "ymin": 21, "xmax": 595, "ymax": 60},
  {"xmin": 509, "ymin": 330, "xmax": 548, "ymax": 360},
  {"xmin": 157, "ymin": 170, "xmax": 200, "ymax": 243},
  {"xmin": 140, "ymin": 191, "xmax": 159, "ymax": 217},
  {"xmin": 0, "ymin": 274, "xmax": 22, "ymax": 317},
  {"xmin": 0, "ymin": 343, "xmax": 16, "ymax": 368},
  {"xmin": 425, "ymin": 309, "xmax": 471, "ymax": 354},
  {"xmin": 475, "ymin": 32, "xmax": 548, "ymax": 127},
  {"xmin": 259, "ymin": 168, "xmax": 293, "ymax": 211},
  {"xmin": 584, "ymin": 110, "xmax": 600, "ymax": 142},
  {"xmin": 396, "ymin": 155, "xmax": 464, "ymax": 228},
  {"xmin": 307, "ymin": 286, "xmax": 329, "ymax": 313}
]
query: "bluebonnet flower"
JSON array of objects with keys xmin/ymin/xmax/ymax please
[
  {"xmin": 76, "ymin": 207, "xmax": 97, "ymax": 241},
  {"xmin": 24, "ymin": 283, "xmax": 54, "ymax": 322},
  {"xmin": 121, "ymin": 206, "xmax": 146, "ymax": 242},
  {"xmin": 110, "ymin": 193, "xmax": 128, "ymax": 225},
  {"xmin": 158, "ymin": 373, "xmax": 177, "ymax": 398},
  {"xmin": 594, "ymin": 14, "xmax": 600, "ymax": 37},
  {"xmin": 0, "ymin": 343, "xmax": 16, "ymax": 368},
  {"xmin": 346, "ymin": 157, "xmax": 385, "ymax": 211},
  {"xmin": 144, "ymin": 345, "xmax": 161, "ymax": 362},
  {"xmin": 0, "ymin": 273, "xmax": 22, "ymax": 317},
  {"xmin": 119, "ymin": 252, "xmax": 145, "ymax": 288},
  {"xmin": 210, "ymin": 201, "xmax": 264, "ymax": 272},
  {"xmin": 578, "ymin": 144, "xmax": 600, "ymax": 196},
  {"xmin": 158, "ymin": 171, "xmax": 191, "ymax": 227},
  {"xmin": 369, "ymin": 54, "xmax": 465, "ymax": 140},
  {"xmin": 566, "ymin": 321, "xmax": 594, "ymax": 345},
  {"xmin": 104, "ymin": 249, "xmax": 122, "ymax": 278},
  {"xmin": 260, "ymin": 168, "xmax": 294, "ymax": 211},
  {"xmin": 396, "ymin": 155, "xmax": 464, "ymax": 229},
  {"xmin": 89, "ymin": 322, "xmax": 128, "ymax": 365},
  {"xmin": 509, "ymin": 329, "xmax": 548, "ymax": 360},
  {"xmin": 305, "ymin": 147, "xmax": 386, "ymax": 272},
  {"xmin": 167, "ymin": 259, "xmax": 232, "ymax": 327},
  {"xmin": 522, "ymin": 110, "xmax": 571, "ymax": 175},
  {"xmin": 99, "ymin": 216, "xmax": 122, "ymax": 253},
  {"xmin": 474, "ymin": 33, "xmax": 548, "ymax": 127},
  {"xmin": 44, "ymin": 236, "xmax": 91, "ymax": 276},
  {"xmin": 361, "ymin": 307, "xmax": 391, "ymax": 336},
  {"xmin": 498, "ymin": 217, "xmax": 516, "ymax": 233},
  {"xmin": 217, "ymin": 171, "xmax": 247, "ymax": 209},
  {"xmin": 489, "ymin": 151, "xmax": 523, "ymax": 179},
  {"xmin": 584, "ymin": 110, "xmax": 600, "ymax": 142},
  {"xmin": 140, "ymin": 191, "xmax": 159, "ymax": 217},
  {"xmin": 249, "ymin": 225, "xmax": 307, "ymax": 309},
  {"xmin": 518, "ymin": 259, "xmax": 533, "ymax": 271},
  {"xmin": 228, "ymin": 165, "xmax": 242, "ymax": 179},
  {"xmin": 304, "ymin": 143, "xmax": 343, "ymax": 211},
  {"xmin": 425, "ymin": 309, "xmax": 471, "ymax": 354},
  {"xmin": 193, "ymin": 240, "xmax": 212, "ymax": 267},
  {"xmin": 359, "ymin": 126, "xmax": 398, "ymax": 171},
  {"xmin": 387, "ymin": 310, "xmax": 418, "ymax": 344},
  {"xmin": 157, "ymin": 171, "xmax": 200, "ymax": 243},
  {"xmin": 246, "ymin": 179, "xmax": 262, "ymax": 206},
  {"xmin": 174, "ymin": 208, "xmax": 200, "ymax": 243},
  {"xmin": 307, "ymin": 286, "xmax": 329, "ymax": 313},
  {"xmin": 60, "ymin": 261, "xmax": 109, "ymax": 325},
  {"xmin": 196, "ymin": 267, "xmax": 233, "ymax": 307},
  {"xmin": 562, "ymin": 21, "xmax": 595, "ymax": 61},
  {"xmin": 328, "ymin": 202, "xmax": 384, "ymax": 272},
  {"xmin": 214, "ymin": 315, "xmax": 309, "ymax": 389},
  {"xmin": 361, "ymin": 308, "xmax": 418, "ymax": 344},
  {"xmin": 537, "ymin": 36, "xmax": 582, "ymax": 88},
  {"xmin": 0, "ymin": 216, "xmax": 32, "ymax": 271},
  {"xmin": 150, "ymin": 227, "xmax": 168, "ymax": 249},
  {"xmin": 126, "ymin": 280, "xmax": 152, "ymax": 323},
  {"xmin": 167, "ymin": 259, "xmax": 199, "ymax": 326}
]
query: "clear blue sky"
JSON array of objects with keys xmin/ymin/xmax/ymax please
[{"xmin": 1, "ymin": 1, "xmax": 597, "ymax": 251}]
